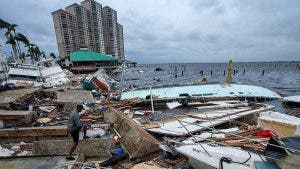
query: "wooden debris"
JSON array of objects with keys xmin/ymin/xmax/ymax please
[
  {"xmin": 37, "ymin": 117, "xmax": 52, "ymax": 124},
  {"xmin": 0, "ymin": 110, "xmax": 35, "ymax": 127},
  {"xmin": 72, "ymin": 153, "xmax": 85, "ymax": 169},
  {"xmin": 0, "ymin": 126, "xmax": 68, "ymax": 137},
  {"xmin": 38, "ymin": 106, "xmax": 56, "ymax": 113},
  {"xmin": 47, "ymin": 111, "xmax": 63, "ymax": 119},
  {"xmin": 144, "ymin": 122, "xmax": 161, "ymax": 129}
]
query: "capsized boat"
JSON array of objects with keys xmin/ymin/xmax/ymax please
[
  {"xmin": 121, "ymin": 59, "xmax": 281, "ymax": 102},
  {"xmin": 282, "ymin": 95, "xmax": 300, "ymax": 108},
  {"xmin": 121, "ymin": 83, "xmax": 281, "ymax": 101}
]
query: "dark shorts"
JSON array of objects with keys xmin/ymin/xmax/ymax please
[{"xmin": 70, "ymin": 130, "xmax": 80, "ymax": 142}]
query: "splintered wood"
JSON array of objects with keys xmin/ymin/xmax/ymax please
[
  {"xmin": 214, "ymin": 128, "xmax": 270, "ymax": 152},
  {"xmin": 0, "ymin": 126, "xmax": 68, "ymax": 137},
  {"xmin": 103, "ymin": 98, "xmax": 141, "ymax": 110}
]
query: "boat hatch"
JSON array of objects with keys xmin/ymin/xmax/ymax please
[
  {"xmin": 145, "ymin": 95, "xmax": 151, "ymax": 99},
  {"xmin": 179, "ymin": 93, "xmax": 190, "ymax": 97},
  {"xmin": 192, "ymin": 94, "xmax": 203, "ymax": 96},
  {"xmin": 203, "ymin": 93, "xmax": 214, "ymax": 96}
]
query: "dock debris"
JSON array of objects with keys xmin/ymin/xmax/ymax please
[{"xmin": 0, "ymin": 65, "xmax": 299, "ymax": 169}]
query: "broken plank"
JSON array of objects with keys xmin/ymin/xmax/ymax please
[
  {"xmin": 0, "ymin": 110, "xmax": 35, "ymax": 121},
  {"xmin": 0, "ymin": 126, "xmax": 68, "ymax": 137}
]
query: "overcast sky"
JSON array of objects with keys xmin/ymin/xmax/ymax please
[{"xmin": 1, "ymin": 0, "xmax": 300, "ymax": 63}]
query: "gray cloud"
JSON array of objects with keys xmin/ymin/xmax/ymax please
[{"xmin": 1, "ymin": 0, "xmax": 300, "ymax": 63}]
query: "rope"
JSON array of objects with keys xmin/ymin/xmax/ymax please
[
  {"xmin": 166, "ymin": 117, "xmax": 300, "ymax": 167},
  {"xmin": 219, "ymin": 152, "xmax": 251, "ymax": 169}
]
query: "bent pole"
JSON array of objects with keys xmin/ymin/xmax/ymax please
[{"xmin": 174, "ymin": 116, "xmax": 212, "ymax": 157}]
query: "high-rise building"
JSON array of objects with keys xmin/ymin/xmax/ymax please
[
  {"xmin": 52, "ymin": 9, "xmax": 76, "ymax": 58},
  {"xmin": 117, "ymin": 23, "xmax": 125, "ymax": 60},
  {"xmin": 81, "ymin": 0, "xmax": 105, "ymax": 53},
  {"xmin": 65, "ymin": 3, "xmax": 90, "ymax": 50},
  {"xmin": 52, "ymin": 0, "xmax": 124, "ymax": 59},
  {"xmin": 102, "ymin": 6, "xmax": 118, "ymax": 57}
]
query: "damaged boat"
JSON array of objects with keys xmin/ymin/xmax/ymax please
[
  {"xmin": 3, "ymin": 59, "xmax": 70, "ymax": 88},
  {"xmin": 282, "ymin": 95, "xmax": 300, "ymax": 108},
  {"xmin": 175, "ymin": 142, "xmax": 266, "ymax": 169},
  {"xmin": 121, "ymin": 60, "xmax": 281, "ymax": 103},
  {"xmin": 121, "ymin": 83, "xmax": 281, "ymax": 102},
  {"xmin": 127, "ymin": 100, "xmax": 274, "ymax": 136}
]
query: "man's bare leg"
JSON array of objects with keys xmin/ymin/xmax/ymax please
[
  {"xmin": 68, "ymin": 142, "xmax": 78, "ymax": 159},
  {"xmin": 83, "ymin": 126, "xmax": 87, "ymax": 137}
]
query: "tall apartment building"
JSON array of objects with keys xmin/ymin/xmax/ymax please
[
  {"xmin": 102, "ymin": 6, "xmax": 118, "ymax": 57},
  {"xmin": 81, "ymin": 0, "xmax": 105, "ymax": 53},
  {"xmin": 52, "ymin": 9, "xmax": 76, "ymax": 58},
  {"xmin": 52, "ymin": 0, "xmax": 124, "ymax": 59},
  {"xmin": 117, "ymin": 23, "xmax": 125, "ymax": 60},
  {"xmin": 65, "ymin": 3, "xmax": 91, "ymax": 49}
]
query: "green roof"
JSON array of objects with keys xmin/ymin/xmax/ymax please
[{"xmin": 70, "ymin": 50, "xmax": 118, "ymax": 62}]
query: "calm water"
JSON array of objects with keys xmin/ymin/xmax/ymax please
[{"xmin": 117, "ymin": 61, "xmax": 300, "ymax": 113}]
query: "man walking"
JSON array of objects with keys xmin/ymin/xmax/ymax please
[{"xmin": 66, "ymin": 104, "xmax": 88, "ymax": 160}]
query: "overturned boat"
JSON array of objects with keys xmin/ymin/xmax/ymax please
[
  {"xmin": 282, "ymin": 95, "xmax": 300, "ymax": 108},
  {"xmin": 121, "ymin": 83, "xmax": 281, "ymax": 102},
  {"xmin": 121, "ymin": 60, "xmax": 281, "ymax": 103}
]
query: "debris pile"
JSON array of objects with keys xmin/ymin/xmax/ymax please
[{"xmin": 0, "ymin": 65, "xmax": 299, "ymax": 169}]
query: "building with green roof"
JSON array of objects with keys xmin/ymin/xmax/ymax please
[{"xmin": 69, "ymin": 49, "xmax": 120, "ymax": 73}]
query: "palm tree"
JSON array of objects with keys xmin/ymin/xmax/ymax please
[
  {"xmin": 27, "ymin": 44, "xmax": 42, "ymax": 62},
  {"xmin": 2, "ymin": 22, "xmax": 19, "ymax": 60},
  {"xmin": 50, "ymin": 52, "xmax": 56, "ymax": 58},
  {"xmin": 19, "ymin": 52, "xmax": 25, "ymax": 59},
  {"xmin": 0, "ymin": 19, "xmax": 11, "ymax": 29},
  {"xmin": 5, "ymin": 32, "xmax": 18, "ymax": 61},
  {"xmin": 14, "ymin": 33, "xmax": 30, "ymax": 47},
  {"xmin": 40, "ymin": 51, "xmax": 46, "ymax": 60},
  {"xmin": 27, "ymin": 43, "xmax": 36, "ymax": 63},
  {"xmin": 33, "ymin": 46, "xmax": 41, "ymax": 61}
]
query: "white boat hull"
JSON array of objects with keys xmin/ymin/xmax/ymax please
[
  {"xmin": 176, "ymin": 143, "xmax": 265, "ymax": 169},
  {"xmin": 121, "ymin": 83, "xmax": 281, "ymax": 100}
]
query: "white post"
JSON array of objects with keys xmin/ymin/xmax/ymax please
[{"xmin": 150, "ymin": 87, "xmax": 154, "ymax": 114}]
